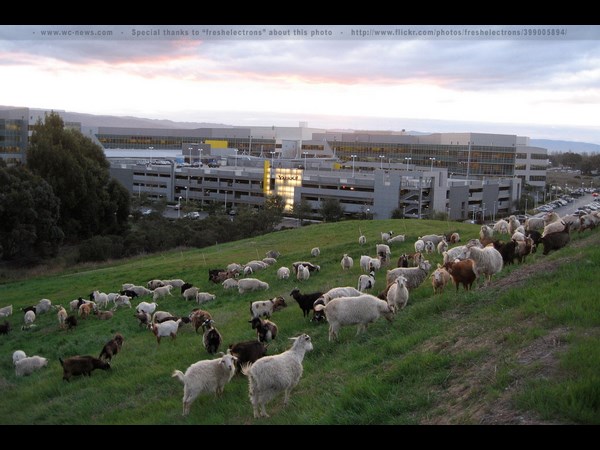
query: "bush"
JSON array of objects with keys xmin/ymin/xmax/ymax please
[{"xmin": 78, "ymin": 235, "xmax": 124, "ymax": 262}]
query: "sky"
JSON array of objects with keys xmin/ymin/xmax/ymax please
[{"xmin": 1, "ymin": 24, "xmax": 600, "ymax": 144}]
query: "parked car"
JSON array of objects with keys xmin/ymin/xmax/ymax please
[{"xmin": 184, "ymin": 211, "xmax": 201, "ymax": 219}]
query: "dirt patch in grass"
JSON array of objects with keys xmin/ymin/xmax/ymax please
[{"xmin": 420, "ymin": 232, "xmax": 600, "ymax": 425}]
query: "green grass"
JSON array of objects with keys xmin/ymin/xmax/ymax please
[{"xmin": 1, "ymin": 218, "xmax": 599, "ymax": 424}]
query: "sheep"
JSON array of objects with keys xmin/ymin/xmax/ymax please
[
  {"xmin": 512, "ymin": 231, "xmax": 526, "ymax": 242},
  {"xmin": 376, "ymin": 244, "xmax": 391, "ymax": 265},
  {"xmin": 480, "ymin": 225, "xmax": 494, "ymax": 242},
  {"xmin": 243, "ymin": 266, "xmax": 254, "ymax": 277},
  {"xmin": 120, "ymin": 289, "xmax": 139, "ymax": 299},
  {"xmin": 163, "ymin": 279, "xmax": 185, "ymax": 288},
  {"xmin": 276, "ymin": 267, "xmax": 291, "ymax": 280},
  {"xmin": 419, "ymin": 234, "xmax": 446, "ymax": 246},
  {"xmin": 316, "ymin": 295, "xmax": 394, "ymax": 342},
  {"xmin": 99, "ymin": 333, "xmax": 125, "ymax": 362},
  {"xmin": 238, "ymin": 278, "xmax": 270, "ymax": 294},
  {"xmin": 226, "ymin": 263, "xmax": 243, "ymax": 273},
  {"xmin": 562, "ymin": 215, "xmax": 581, "ymax": 232},
  {"xmin": 493, "ymin": 219, "xmax": 510, "ymax": 235},
  {"xmin": 78, "ymin": 302, "xmax": 95, "ymax": 320},
  {"xmin": 580, "ymin": 214, "xmax": 599, "ymax": 233},
  {"xmin": 147, "ymin": 279, "xmax": 165, "ymax": 290},
  {"xmin": 340, "ymin": 254, "xmax": 354, "ymax": 270},
  {"xmin": 183, "ymin": 287, "xmax": 199, "ymax": 301},
  {"xmin": 0, "ymin": 305, "xmax": 13, "ymax": 317},
  {"xmin": 121, "ymin": 283, "xmax": 135, "ymax": 291},
  {"xmin": 443, "ymin": 259, "xmax": 478, "ymax": 291},
  {"xmin": 292, "ymin": 261, "xmax": 320, "ymax": 273},
  {"xmin": 136, "ymin": 301, "xmax": 158, "ymax": 316},
  {"xmin": 360, "ymin": 255, "xmax": 380, "ymax": 273},
  {"xmin": 450, "ymin": 232, "xmax": 461, "ymax": 244},
  {"xmin": 190, "ymin": 309, "xmax": 213, "ymax": 334},
  {"xmin": 128, "ymin": 285, "xmax": 153, "ymax": 297},
  {"xmin": 242, "ymin": 334, "xmax": 313, "ymax": 418},
  {"xmin": 135, "ymin": 311, "xmax": 151, "ymax": 327},
  {"xmin": 290, "ymin": 288, "xmax": 323, "ymax": 318},
  {"xmin": 152, "ymin": 311, "xmax": 173, "ymax": 323},
  {"xmin": 508, "ymin": 215, "xmax": 521, "ymax": 235},
  {"xmin": 515, "ymin": 237, "xmax": 535, "ymax": 263},
  {"xmin": 460, "ymin": 244, "xmax": 503, "ymax": 285},
  {"xmin": 95, "ymin": 310, "xmax": 114, "ymax": 320},
  {"xmin": 524, "ymin": 217, "xmax": 545, "ymax": 232},
  {"xmin": 386, "ymin": 234, "xmax": 406, "ymax": 244},
  {"xmin": 59, "ymin": 355, "xmax": 111, "ymax": 381},
  {"xmin": 414, "ymin": 239, "xmax": 425, "ymax": 253},
  {"xmin": 431, "ymin": 265, "xmax": 452, "ymax": 295},
  {"xmin": 172, "ymin": 352, "xmax": 237, "ymax": 416},
  {"xmin": 250, "ymin": 296, "xmax": 287, "ymax": 319},
  {"xmin": 296, "ymin": 264, "xmax": 310, "ymax": 282},
  {"xmin": 13, "ymin": 350, "xmax": 27, "ymax": 365},
  {"xmin": 437, "ymin": 239, "xmax": 449, "ymax": 254},
  {"xmin": 424, "ymin": 240, "xmax": 436, "ymax": 254},
  {"xmin": 65, "ymin": 315, "xmax": 78, "ymax": 329},
  {"xmin": 310, "ymin": 247, "xmax": 320, "ymax": 257},
  {"xmin": 386, "ymin": 260, "xmax": 432, "ymax": 290},
  {"xmin": 250, "ymin": 317, "xmax": 278, "ymax": 343},
  {"xmin": 202, "ymin": 319, "xmax": 222, "ymax": 354},
  {"xmin": 35, "ymin": 298, "xmax": 52, "ymax": 314},
  {"xmin": 221, "ymin": 278, "xmax": 239, "ymax": 290},
  {"xmin": 315, "ymin": 286, "xmax": 363, "ymax": 306},
  {"xmin": 22, "ymin": 310, "xmax": 36, "ymax": 330},
  {"xmin": 56, "ymin": 305, "xmax": 68, "ymax": 328},
  {"xmin": 386, "ymin": 275, "xmax": 409, "ymax": 313},
  {"xmin": 358, "ymin": 234, "xmax": 367, "ymax": 245},
  {"xmin": 113, "ymin": 295, "xmax": 132, "ymax": 310},
  {"xmin": 541, "ymin": 212, "xmax": 564, "ymax": 237},
  {"xmin": 150, "ymin": 319, "xmax": 183, "ymax": 345},
  {"xmin": 381, "ymin": 231, "xmax": 394, "ymax": 242},
  {"xmin": 90, "ymin": 291, "xmax": 109, "ymax": 309},
  {"xmin": 196, "ymin": 292, "xmax": 216, "ymax": 305},
  {"xmin": 153, "ymin": 285, "xmax": 173, "ymax": 302},
  {"xmin": 228, "ymin": 341, "xmax": 267, "ymax": 372},
  {"xmin": 0, "ymin": 320, "xmax": 11, "ymax": 335},
  {"xmin": 265, "ymin": 250, "xmax": 281, "ymax": 259},
  {"xmin": 357, "ymin": 271, "xmax": 376, "ymax": 292},
  {"xmin": 180, "ymin": 282, "xmax": 194, "ymax": 295},
  {"xmin": 262, "ymin": 257, "xmax": 277, "ymax": 266},
  {"xmin": 15, "ymin": 355, "xmax": 49, "ymax": 377},
  {"xmin": 244, "ymin": 260, "xmax": 268, "ymax": 272},
  {"xmin": 541, "ymin": 227, "xmax": 570, "ymax": 255}
]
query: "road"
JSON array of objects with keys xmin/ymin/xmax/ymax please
[{"xmin": 533, "ymin": 192, "xmax": 596, "ymax": 218}]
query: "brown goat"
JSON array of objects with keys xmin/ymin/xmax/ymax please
[
  {"xmin": 60, "ymin": 355, "xmax": 111, "ymax": 381},
  {"xmin": 99, "ymin": 333, "xmax": 125, "ymax": 362},
  {"xmin": 190, "ymin": 309, "xmax": 213, "ymax": 333},
  {"xmin": 443, "ymin": 259, "xmax": 477, "ymax": 291}
]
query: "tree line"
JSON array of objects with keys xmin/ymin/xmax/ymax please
[
  {"xmin": 549, "ymin": 151, "xmax": 600, "ymax": 175},
  {"xmin": 0, "ymin": 113, "xmax": 290, "ymax": 265}
]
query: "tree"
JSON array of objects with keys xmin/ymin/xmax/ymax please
[
  {"xmin": 0, "ymin": 162, "xmax": 64, "ymax": 261},
  {"xmin": 319, "ymin": 198, "xmax": 345, "ymax": 222},
  {"xmin": 27, "ymin": 112, "xmax": 130, "ymax": 240},
  {"xmin": 292, "ymin": 199, "xmax": 313, "ymax": 225}
]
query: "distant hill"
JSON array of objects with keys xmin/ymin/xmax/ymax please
[{"xmin": 530, "ymin": 139, "xmax": 600, "ymax": 154}]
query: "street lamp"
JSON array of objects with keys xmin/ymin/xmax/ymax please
[
  {"xmin": 379, "ymin": 155, "xmax": 385, "ymax": 169},
  {"xmin": 177, "ymin": 196, "xmax": 182, "ymax": 219},
  {"xmin": 148, "ymin": 146, "xmax": 154, "ymax": 164},
  {"xmin": 249, "ymin": 135, "xmax": 252, "ymax": 155},
  {"xmin": 188, "ymin": 146, "xmax": 193, "ymax": 165},
  {"xmin": 234, "ymin": 149, "xmax": 238, "ymax": 167},
  {"xmin": 351, "ymin": 154, "xmax": 357, "ymax": 177},
  {"xmin": 184, "ymin": 186, "xmax": 188, "ymax": 203},
  {"xmin": 270, "ymin": 151, "xmax": 276, "ymax": 164},
  {"xmin": 404, "ymin": 157, "xmax": 412, "ymax": 170},
  {"xmin": 429, "ymin": 157, "xmax": 436, "ymax": 171},
  {"xmin": 303, "ymin": 151, "xmax": 308, "ymax": 168}
]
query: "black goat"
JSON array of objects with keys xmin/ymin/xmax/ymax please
[{"xmin": 289, "ymin": 288, "xmax": 323, "ymax": 318}]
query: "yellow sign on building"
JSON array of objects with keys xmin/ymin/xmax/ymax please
[{"xmin": 205, "ymin": 139, "xmax": 227, "ymax": 149}]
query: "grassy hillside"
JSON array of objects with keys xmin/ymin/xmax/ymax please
[{"xmin": 0, "ymin": 218, "xmax": 599, "ymax": 425}]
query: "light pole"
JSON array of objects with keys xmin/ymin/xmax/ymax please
[
  {"xmin": 404, "ymin": 157, "xmax": 412, "ymax": 170},
  {"xmin": 188, "ymin": 146, "xmax": 193, "ymax": 165},
  {"xmin": 351, "ymin": 155, "xmax": 357, "ymax": 177},
  {"xmin": 184, "ymin": 186, "xmax": 188, "ymax": 203},
  {"xmin": 379, "ymin": 155, "xmax": 385, "ymax": 169},
  {"xmin": 270, "ymin": 151, "xmax": 276, "ymax": 164},
  {"xmin": 303, "ymin": 151, "xmax": 308, "ymax": 168},
  {"xmin": 493, "ymin": 201, "xmax": 497, "ymax": 221},
  {"xmin": 177, "ymin": 196, "xmax": 182, "ymax": 219},
  {"xmin": 148, "ymin": 146, "xmax": 154, "ymax": 164},
  {"xmin": 429, "ymin": 157, "xmax": 436, "ymax": 171},
  {"xmin": 249, "ymin": 135, "xmax": 252, "ymax": 155},
  {"xmin": 199, "ymin": 147, "xmax": 203, "ymax": 166},
  {"xmin": 234, "ymin": 149, "xmax": 238, "ymax": 168}
]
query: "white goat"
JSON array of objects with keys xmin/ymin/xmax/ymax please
[
  {"xmin": 242, "ymin": 334, "xmax": 313, "ymax": 418},
  {"xmin": 340, "ymin": 254, "xmax": 354, "ymax": 270},
  {"xmin": 387, "ymin": 275, "xmax": 409, "ymax": 312},
  {"xmin": 153, "ymin": 285, "xmax": 173, "ymax": 302},
  {"xmin": 276, "ymin": 267, "xmax": 291, "ymax": 280},
  {"xmin": 172, "ymin": 352, "xmax": 237, "ymax": 416},
  {"xmin": 238, "ymin": 278, "xmax": 270, "ymax": 294},
  {"xmin": 15, "ymin": 355, "xmax": 48, "ymax": 376}
]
